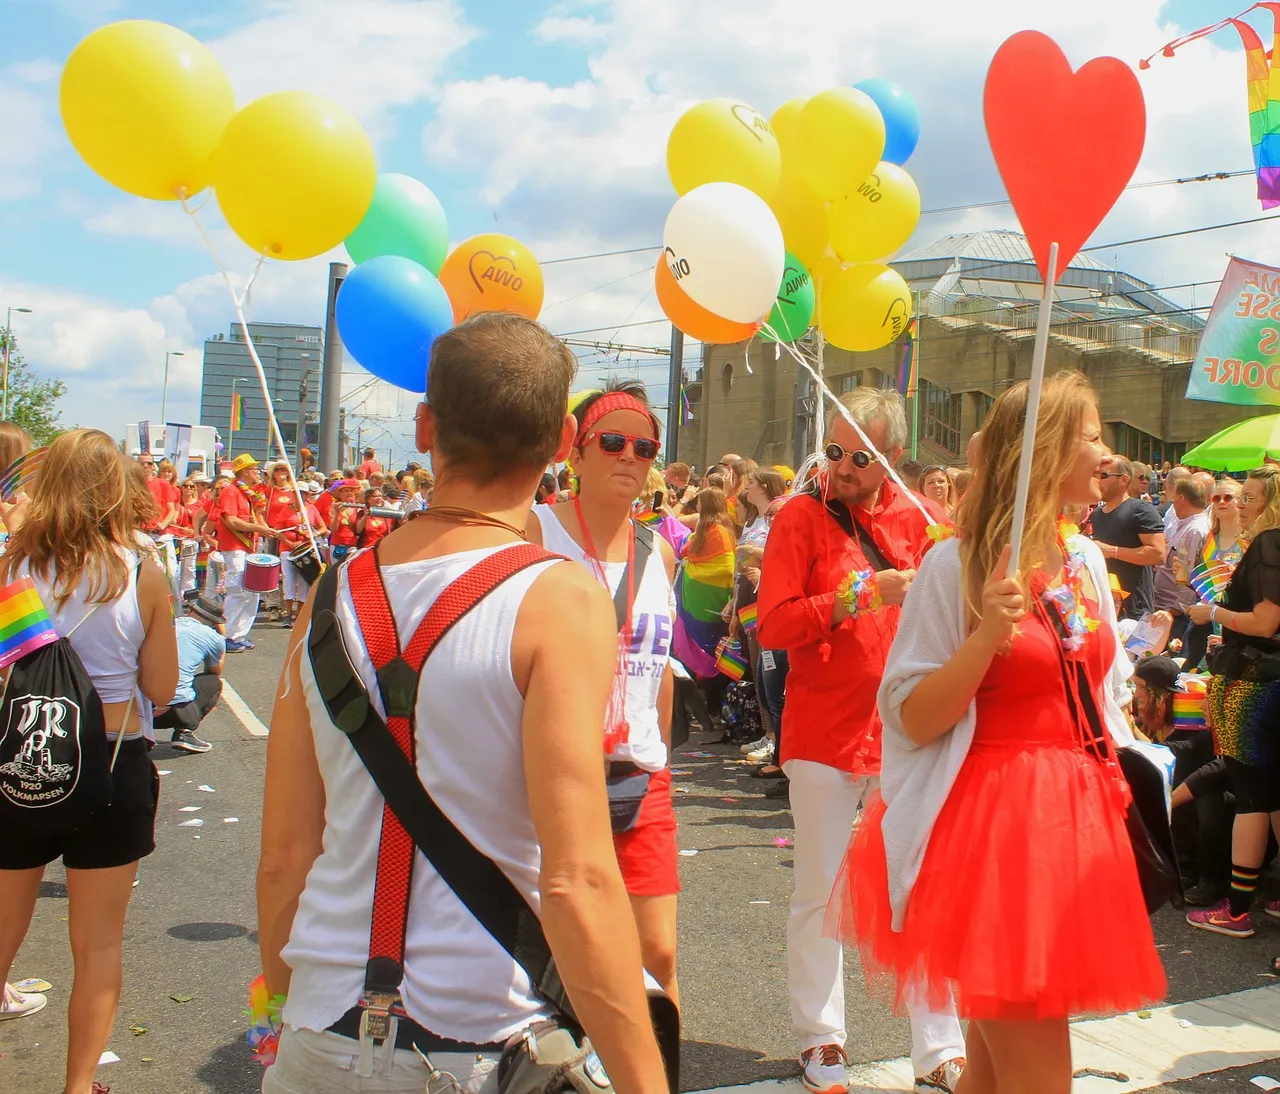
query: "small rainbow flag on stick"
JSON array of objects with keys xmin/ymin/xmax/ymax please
[
  {"xmin": 737, "ymin": 602, "xmax": 758, "ymax": 632},
  {"xmin": 0, "ymin": 578, "xmax": 57, "ymax": 669},
  {"xmin": 715, "ymin": 636, "xmax": 749, "ymax": 681}
]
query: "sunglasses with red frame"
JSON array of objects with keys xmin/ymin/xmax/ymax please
[{"xmin": 582, "ymin": 430, "xmax": 660, "ymax": 461}]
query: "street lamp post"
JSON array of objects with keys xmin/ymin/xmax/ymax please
[
  {"xmin": 228, "ymin": 377, "xmax": 251, "ymax": 460},
  {"xmin": 160, "ymin": 350, "xmax": 185, "ymax": 426},
  {"xmin": 2, "ymin": 306, "xmax": 33, "ymax": 421}
]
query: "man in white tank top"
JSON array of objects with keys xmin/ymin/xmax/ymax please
[{"xmin": 256, "ymin": 314, "xmax": 669, "ymax": 1094}]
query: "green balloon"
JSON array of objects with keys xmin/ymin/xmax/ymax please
[
  {"xmin": 760, "ymin": 253, "xmax": 815, "ymax": 342},
  {"xmin": 345, "ymin": 172, "xmax": 449, "ymax": 275}
]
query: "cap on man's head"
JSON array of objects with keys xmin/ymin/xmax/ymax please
[
  {"xmin": 232, "ymin": 453, "xmax": 259, "ymax": 475},
  {"xmin": 1134, "ymin": 655, "xmax": 1180, "ymax": 693},
  {"xmin": 305, "ymin": 480, "xmax": 322, "ymax": 494},
  {"xmin": 187, "ymin": 593, "xmax": 227, "ymax": 628}
]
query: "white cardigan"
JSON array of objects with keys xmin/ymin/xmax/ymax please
[{"xmin": 877, "ymin": 535, "xmax": 1134, "ymax": 931}]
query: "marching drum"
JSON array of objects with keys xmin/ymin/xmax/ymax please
[
  {"xmin": 243, "ymin": 553, "xmax": 281, "ymax": 593},
  {"xmin": 289, "ymin": 541, "xmax": 323, "ymax": 586}
]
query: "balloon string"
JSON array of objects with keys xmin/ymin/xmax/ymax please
[
  {"xmin": 762, "ymin": 323, "xmax": 938, "ymax": 527},
  {"xmin": 180, "ymin": 200, "xmax": 321, "ymax": 562}
]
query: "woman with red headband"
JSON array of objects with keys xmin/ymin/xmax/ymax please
[{"xmin": 526, "ymin": 379, "xmax": 681, "ymax": 1007}]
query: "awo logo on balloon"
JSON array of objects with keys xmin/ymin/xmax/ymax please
[
  {"xmin": 468, "ymin": 250, "xmax": 524, "ymax": 295},
  {"xmin": 665, "ymin": 246, "xmax": 691, "ymax": 282},
  {"xmin": 779, "ymin": 266, "xmax": 809, "ymax": 306},
  {"xmin": 729, "ymin": 103, "xmax": 773, "ymax": 144},
  {"xmin": 856, "ymin": 174, "xmax": 884, "ymax": 204},
  {"xmin": 883, "ymin": 296, "xmax": 910, "ymax": 340}
]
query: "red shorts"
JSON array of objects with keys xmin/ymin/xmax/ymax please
[{"xmin": 613, "ymin": 767, "xmax": 680, "ymax": 897}]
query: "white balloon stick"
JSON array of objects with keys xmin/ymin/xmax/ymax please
[{"xmin": 1005, "ymin": 241, "xmax": 1059, "ymax": 580}]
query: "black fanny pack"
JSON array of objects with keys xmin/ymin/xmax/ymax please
[{"xmin": 606, "ymin": 762, "xmax": 651, "ymax": 834}]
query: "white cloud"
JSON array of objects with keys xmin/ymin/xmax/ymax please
[
  {"xmin": 534, "ymin": 16, "xmax": 609, "ymax": 44},
  {"xmin": 0, "ymin": 62, "xmax": 60, "ymax": 202}
]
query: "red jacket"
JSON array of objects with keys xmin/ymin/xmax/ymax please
[{"xmin": 756, "ymin": 479, "xmax": 947, "ymax": 774}]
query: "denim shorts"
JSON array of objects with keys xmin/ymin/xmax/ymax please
[{"xmin": 262, "ymin": 1026, "xmax": 501, "ymax": 1094}]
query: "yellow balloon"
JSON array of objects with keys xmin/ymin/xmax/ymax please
[
  {"xmin": 829, "ymin": 162, "xmax": 921, "ymax": 263},
  {"xmin": 667, "ymin": 98, "xmax": 782, "ymax": 201},
  {"xmin": 796, "ymin": 88, "xmax": 886, "ymax": 202},
  {"xmin": 770, "ymin": 97, "xmax": 808, "ymax": 163},
  {"xmin": 59, "ymin": 20, "xmax": 236, "ymax": 200},
  {"xmin": 769, "ymin": 173, "xmax": 829, "ymax": 272},
  {"xmin": 213, "ymin": 92, "xmax": 377, "ymax": 261},
  {"xmin": 819, "ymin": 263, "xmax": 912, "ymax": 352},
  {"xmin": 808, "ymin": 251, "xmax": 846, "ymax": 328}
]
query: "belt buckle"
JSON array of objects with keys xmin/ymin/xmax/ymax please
[{"xmin": 359, "ymin": 991, "xmax": 399, "ymax": 1043}]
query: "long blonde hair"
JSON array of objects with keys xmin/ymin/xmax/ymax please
[
  {"xmin": 1245, "ymin": 465, "xmax": 1280, "ymax": 540},
  {"xmin": 0, "ymin": 429, "xmax": 149, "ymax": 608},
  {"xmin": 1210, "ymin": 478, "xmax": 1242, "ymax": 539},
  {"xmin": 956, "ymin": 371, "xmax": 1098, "ymax": 622}
]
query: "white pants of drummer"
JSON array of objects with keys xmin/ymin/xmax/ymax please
[
  {"xmin": 280, "ymin": 557, "xmax": 305, "ymax": 603},
  {"xmin": 221, "ymin": 549, "xmax": 259, "ymax": 642}
]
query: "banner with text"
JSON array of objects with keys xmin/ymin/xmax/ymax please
[{"xmin": 1188, "ymin": 256, "xmax": 1280, "ymax": 406}]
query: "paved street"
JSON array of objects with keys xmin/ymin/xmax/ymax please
[{"xmin": 3, "ymin": 620, "xmax": 1280, "ymax": 1092}]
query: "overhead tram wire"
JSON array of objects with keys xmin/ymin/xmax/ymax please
[{"xmin": 536, "ymin": 168, "xmax": 1255, "ymax": 267}]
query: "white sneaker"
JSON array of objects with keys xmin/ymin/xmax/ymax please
[
  {"xmin": 0, "ymin": 982, "xmax": 47, "ymax": 1020},
  {"xmin": 915, "ymin": 1057, "xmax": 965, "ymax": 1094},
  {"xmin": 746, "ymin": 740, "xmax": 775, "ymax": 763},
  {"xmin": 800, "ymin": 1044, "xmax": 849, "ymax": 1094},
  {"xmin": 739, "ymin": 735, "xmax": 770, "ymax": 755}
]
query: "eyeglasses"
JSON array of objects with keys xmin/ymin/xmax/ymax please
[
  {"xmin": 1098, "ymin": 471, "xmax": 1125, "ymax": 479},
  {"xmin": 1211, "ymin": 494, "xmax": 1239, "ymax": 503},
  {"xmin": 583, "ymin": 431, "xmax": 660, "ymax": 461},
  {"xmin": 824, "ymin": 442, "xmax": 872, "ymax": 469},
  {"xmin": 1242, "ymin": 494, "xmax": 1261, "ymax": 504}
]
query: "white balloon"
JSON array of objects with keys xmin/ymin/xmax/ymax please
[{"xmin": 662, "ymin": 182, "xmax": 785, "ymax": 324}]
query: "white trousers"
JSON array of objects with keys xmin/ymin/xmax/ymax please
[
  {"xmin": 784, "ymin": 758, "xmax": 965, "ymax": 1076},
  {"xmin": 222, "ymin": 549, "xmax": 260, "ymax": 642}
]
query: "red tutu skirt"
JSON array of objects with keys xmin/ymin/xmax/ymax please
[{"xmin": 829, "ymin": 740, "xmax": 1167, "ymax": 1022}]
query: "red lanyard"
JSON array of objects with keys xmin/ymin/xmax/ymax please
[{"xmin": 573, "ymin": 497, "xmax": 634, "ymax": 754}]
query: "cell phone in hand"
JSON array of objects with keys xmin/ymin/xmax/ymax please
[{"xmin": 653, "ymin": 490, "xmax": 664, "ymax": 511}]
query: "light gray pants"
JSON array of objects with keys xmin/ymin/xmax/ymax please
[{"xmin": 263, "ymin": 1026, "xmax": 501, "ymax": 1094}]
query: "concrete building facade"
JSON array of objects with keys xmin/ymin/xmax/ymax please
[
  {"xmin": 679, "ymin": 230, "xmax": 1268, "ymax": 472},
  {"xmin": 200, "ymin": 322, "xmax": 322, "ymax": 464}
]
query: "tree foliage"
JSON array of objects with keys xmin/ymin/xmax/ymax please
[{"xmin": 0, "ymin": 330, "xmax": 68, "ymax": 446}]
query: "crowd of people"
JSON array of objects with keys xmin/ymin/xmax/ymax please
[{"xmin": 2, "ymin": 312, "xmax": 1280, "ymax": 1094}]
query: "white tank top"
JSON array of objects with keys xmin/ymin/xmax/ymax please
[
  {"xmin": 534, "ymin": 506, "xmax": 673, "ymax": 772},
  {"xmin": 286, "ymin": 544, "xmax": 563, "ymax": 1043},
  {"xmin": 20, "ymin": 551, "xmax": 151, "ymax": 741}
]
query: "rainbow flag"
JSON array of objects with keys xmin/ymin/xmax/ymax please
[
  {"xmin": 681, "ymin": 385, "xmax": 693, "ymax": 423},
  {"xmin": 1173, "ymin": 689, "xmax": 1208, "ymax": 731},
  {"xmin": 896, "ymin": 317, "xmax": 919, "ymax": 398},
  {"xmin": 737, "ymin": 602, "xmax": 758, "ymax": 632},
  {"xmin": 634, "ymin": 508, "xmax": 663, "ymax": 528},
  {"xmin": 1189, "ymin": 535, "xmax": 1235, "ymax": 603},
  {"xmin": 231, "ymin": 392, "xmax": 244, "ymax": 431},
  {"xmin": 715, "ymin": 636, "xmax": 748, "ymax": 681},
  {"xmin": 0, "ymin": 577, "xmax": 57, "ymax": 669},
  {"xmin": 672, "ymin": 526, "xmax": 735, "ymax": 677},
  {"xmin": 0, "ymin": 447, "xmax": 45, "ymax": 502}
]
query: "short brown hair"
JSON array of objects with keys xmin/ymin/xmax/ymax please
[
  {"xmin": 666, "ymin": 461, "xmax": 691, "ymax": 485},
  {"xmin": 427, "ymin": 313, "xmax": 576, "ymax": 484},
  {"xmin": 1175, "ymin": 476, "xmax": 1208, "ymax": 508}
]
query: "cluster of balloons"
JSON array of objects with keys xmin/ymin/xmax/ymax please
[
  {"xmin": 661, "ymin": 80, "xmax": 922, "ymax": 353},
  {"xmin": 59, "ymin": 19, "xmax": 545, "ymax": 394}
]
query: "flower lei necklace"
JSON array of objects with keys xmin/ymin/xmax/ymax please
[{"xmin": 1041, "ymin": 518, "xmax": 1099, "ymax": 654}]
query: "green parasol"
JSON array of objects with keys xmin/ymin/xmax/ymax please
[{"xmin": 1181, "ymin": 413, "xmax": 1280, "ymax": 472}]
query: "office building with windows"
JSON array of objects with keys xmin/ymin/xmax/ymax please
[
  {"xmin": 200, "ymin": 322, "xmax": 323, "ymax": 464},
  {"xmin": 683, "ymin": 230, "xmax": 1267, "ymax": 470}
]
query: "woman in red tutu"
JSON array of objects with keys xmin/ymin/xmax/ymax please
[{"xmin": 829, "ymin": 371, "xmax": 1165, "ymax": 1093}]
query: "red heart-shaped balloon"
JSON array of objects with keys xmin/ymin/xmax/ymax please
[{"xmin": 984, "ymin": 30, "xmax": 1146, "ymax": 281}]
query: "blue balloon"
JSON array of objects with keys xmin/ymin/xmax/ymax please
[
  {"xmin": 335, "ymin": 255, "xmax": 453, "ymax": 393},
  {"xmin": 853, "ymin": 78, "xmax": 920, "ymax": 166}
]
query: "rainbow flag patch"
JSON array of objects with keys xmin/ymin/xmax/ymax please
[
  {"xmin": 0, "ymin": 578, "xmax": 57, "ymax": 669},
  {"xmin": 737, "ymin": 603, "xmax": 758, "ymax": 632}
]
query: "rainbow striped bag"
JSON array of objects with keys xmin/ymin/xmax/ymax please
[{"xmin": 0, "ymin": 576, "xmax": 121, "ymax": 829}]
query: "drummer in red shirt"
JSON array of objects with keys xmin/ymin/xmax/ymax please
[
  {"xmin": 275, "ymin": 488, "xmax": 328, "ymax": 627},
  {"xmin": 756, "ymin": 388, "xmax": 964, "ymax": 1094},
  {"xmin": 210, "ymin": 454, "xmax": 274, "ymax": 651},
  {"xmin": 355, "ymin": 487, "xmax": 396, "ymax": 548}
]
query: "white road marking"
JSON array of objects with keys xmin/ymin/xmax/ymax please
[
  {"xmin": 222, "ymin": 680, "xmax": 269, "ymax": 737},
  {"xmin": 691, "ymin": 984, "xmax": 1280, "ymax": 1093}
]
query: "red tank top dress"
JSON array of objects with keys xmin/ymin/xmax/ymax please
[{"xmin": 831, "ymin": 599, "xmax": 1166, "ymax": 1021}]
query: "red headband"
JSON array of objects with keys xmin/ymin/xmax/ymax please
[{"xmin": 576, "ymin": 392, "xmax": 655, "ymax": 444}]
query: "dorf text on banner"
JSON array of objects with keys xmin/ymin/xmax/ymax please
[{"xmin": 1188, "ymin": 256, "xmax": 1280, "ymax": 406}]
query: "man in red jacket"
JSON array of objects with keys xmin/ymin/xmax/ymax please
[{"xmin": 758, "ymin": 388, "xmax": 964, "ymax": 1094}]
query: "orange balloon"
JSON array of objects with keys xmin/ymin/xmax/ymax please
[
  {"xmin": 438, "ymin": 233, "xmax": 544, "ymax": 322},
  {"xmin": 655, "ymin": 257, "xmax": 760, "ymax": 343}
]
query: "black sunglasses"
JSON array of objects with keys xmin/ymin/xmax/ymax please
[
  {"xmin": 1098, "ymin": 471, "xmax": 1126, "ymax": 479},
  {"xmin": 824, "ymin": 442, "xmax": 871, "ymax": 469},
  {"xmin": 584, "ymin": 430, "xmax": 660, "ymax": 462}
]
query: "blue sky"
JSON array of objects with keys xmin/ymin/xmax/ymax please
[{"xmin": 0, "ymin": 0, "xmax": 1276, "ymax": 456}]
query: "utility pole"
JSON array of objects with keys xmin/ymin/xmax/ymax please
[
  {"xmin": 161, "ymin": 349, "xmax": 184, "ymax": 425},
  {"xmin": 664, "ymin": 324, "xmax": 684, "ymax": 464},
  {"xmin": 319, "ymin": 263, "xmax": 346, "ymax": 470}
]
